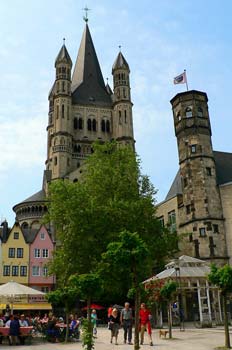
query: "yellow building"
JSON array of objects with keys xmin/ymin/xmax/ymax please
[{"xmin": 0, "ymin": 222, "xmax": 29, "ymax": 285}]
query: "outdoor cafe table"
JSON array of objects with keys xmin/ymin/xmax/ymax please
[{"xmin": 0, "ymin": 326, "xmax": 33, "ymax": 336}]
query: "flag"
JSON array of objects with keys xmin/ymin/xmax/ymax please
[{"xmin": 173, "ymin": 71, "xmax": 186, "ymax": 85}]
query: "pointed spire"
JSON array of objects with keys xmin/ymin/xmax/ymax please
[
  {"xmin": 105, "ymin": 78, "xmax": 113, "ymax": 95},
  {"xmin": 55, "ymin": 40, "xmax": 72, "ymax": 67},
  {"xmin": 71, "ymin": 24, "xmax": 112, "ymax": 106},
  {"xmin": 112, "ymin": 51, "xmax": 130, "ymax": 73}
]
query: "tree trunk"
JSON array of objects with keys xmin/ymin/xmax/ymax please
[
  {"xmin": 134, "ymin": 286, "xmax": 141, "ymax": 350},
  {"xmin": 223, "ymin": 294, "xmax": 231, "ymax": 349},
  {"xmin": 168, "ymin": 303, "xmax": 172, "ymax": 339},
  {"xmin": 87, "ymin": 297, "xmax": 92, "ymax": 350}
]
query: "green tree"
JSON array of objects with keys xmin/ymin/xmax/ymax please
[
  {"xmin": 46, "ymin": 142, "xmax": 178, "ymax": 298},
  {"xmin": 100, "ymin": 230, "xmax": 148, "ymax": 350},
  {"xmin": 69, "ymin": 273, "xmax": 102, "ymax": 350},
  {"xmin": 208, "ymin": 264, "xmax": 232, "ymax": 349},
  {"xmin": 160, "ymin": 281, "xmax": 177, "ymax": 339}
]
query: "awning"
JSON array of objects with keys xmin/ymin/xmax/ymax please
[{"xmin": 0, "ymin": 303, "xmax": 52, "ymax": 310}]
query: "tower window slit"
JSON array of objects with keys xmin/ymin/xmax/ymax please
[
  {"xmin": 61, "ymin": 105, "xmax": 65, "ymax": 118},
  {"xmin": 124, "ymin": 110, "xmax": 127, "ymax": 123}
]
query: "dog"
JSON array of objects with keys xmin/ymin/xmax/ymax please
[{"xmin": 159, "ymin": 329, "xmax": 169, "ymax": 338}]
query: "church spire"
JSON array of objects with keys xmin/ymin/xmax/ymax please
[
  {"xmin": 71, "ymin": 24, "xmax": 112, "ymax": 106},
  {"xmin": 55, "ymin": 40, "xmax": 72, "ymax": 67}
]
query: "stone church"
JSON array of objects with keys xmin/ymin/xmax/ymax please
[
  {"xmin": 156, "ymin": 90, "xmax": 232, "ymax": 265},
  {"xmin": 13, "ymin": 23, "xmax": 134, "ymax": 230}
]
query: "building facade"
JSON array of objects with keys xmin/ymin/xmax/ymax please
[
  {"xmin": 13, "ymin": 23, "xmax": 134, "ymax": 229},
  {"xmin": 157, "ymin": 90, "xmax": 232, "ymax": 264}
]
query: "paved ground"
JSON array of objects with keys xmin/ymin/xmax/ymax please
[{"xmin": 0, "ymin": 326, "xmax": 229, "ymax": 350}]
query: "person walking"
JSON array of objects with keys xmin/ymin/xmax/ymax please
[
  {"xmin": 109, "ymin": 308, "xmax": 120, "ymax": 345},
  {"xmin": 120, "ymin": 302, "xmax": 133, "ymax": 345},
  {"xmin": 139, "ymin": 303, "xmax": 153, "ymax": 346},
  {"xmin": 91, "ymin": 309, "xmax": 97, "ymax": 338}
]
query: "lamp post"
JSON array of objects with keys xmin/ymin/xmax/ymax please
[{"xmin": 174, "ymin": 265, "xmax": 185, "ymax": 331}]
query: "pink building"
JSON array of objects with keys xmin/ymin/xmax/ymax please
[{"xmin": 29, "ymin": 225, "xmax": 55, "ymax": 292}]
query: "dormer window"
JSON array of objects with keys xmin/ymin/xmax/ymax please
[{"xmin": 185, "ymin": 106, "xmax": 192, "ymax": 118}]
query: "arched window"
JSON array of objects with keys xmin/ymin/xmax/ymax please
[
  {"xmin": 62, "ymin": 81, "xmax": 65, "ymax": 92},
  {"xmin": 77, "ymin": 145, "xmax": 81, "ymax": 153},
  {"xmin": 124, "ymin": 110, "xmax": 127, "ymax": 123},
  {"xmin": 67, "ymin": 158, "xmax": 70, "ymax": 166},
  {"xmin": 185, "ymin": 106, "xmax": 192, "ymax": 118},
  {"xmin": 101, "ymin": 120, "xmax": 106, "ymax": 132},
  {"xmin": 56, "ymin": 105, "xmax": 59, "ymax": 119},
  {"xmin": 61, "ymin": 104, "xmax": 65, "ymax": 118},
  {"xmin": 74, "ymin": 117, "xmax": 78, "ymax": 129},
  {"xmin": 123, "ymin": 88, "xmax": 126, "ymax": 98},
  {"xmin": 119, "ymin": 111, "xmax": 122, "ymax": 124},
  {"xmin": 78, "ymin": 118, "xmax": 83, "ymax": 129},
  {"xmin": 87, "ymin": 119, "xmax": 92, "ymax": 131},
  {"xmin": 106, "ymin": 120, "xmax": 110, "ymax": 132},
  {"xmin": 54, "ymin": 157, "xmax": 57, "ymax": 165},
  {"xmin": 197, "ymin": 107, "xmax": 203, "ymax": 117},
  {"xmin": 67, "ymin": 106, "xmax": 69, "ymax": 120},
  {"xmin": 92, "ymin": 119, "xmax": 97, "ymax": 131}
]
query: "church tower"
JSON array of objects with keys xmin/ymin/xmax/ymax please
[
  {"xmin": 112, "ymin": 52, "xmax": 134, "ymax": 147},
  {"xmin": 171, "ymin": 90, "xmax": 228, "ymax": 262},
  {"xmin": 47, "ymin": 41, "xmax": 73, "ymax": 180}
]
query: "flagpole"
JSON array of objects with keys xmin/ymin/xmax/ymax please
[{"xmin": 184, "ymin": 69, "xmax": 189, "ymax": 91}]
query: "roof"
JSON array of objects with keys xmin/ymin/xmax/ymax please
[
  {"xmin": 144, "ymin": 255, "xmax": 211, "ymax": 283},
  {"xmin": 105, "ymin": 83, "xmax": 113, "ymax": 95},
  {"xmin": 213, "ymin": 151, "xmax": 232, "ymax": 185},
  {"xmin": 13, "ymin": 189, "xmax": 46, "ymax": 211},
  {"xmin": 55, "ymin": 44, "xmax": 72, "ymax": 66},
  {"xmin": 164, "ymin": 150, "xmax": 232, "ymax": 202},
  {"xmin": 112, "ymin": 52, "xmax": 130, "ymax": 73},
  {"xmin": 71, "ymin": 24, "xmax": 112, "ymax": 107},
  {"xmin": 165, "ymin": 169, "xmax": 182, "ymax": 201},
  {"xmin": 22, "ymin": 228, "xmax": 39, "ymax": 244}
]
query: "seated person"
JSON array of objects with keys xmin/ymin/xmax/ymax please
[
  {"xmin": 69, "ymin": 314, "xmax": 80, "ymax": 338},
  {"xmin": 19, "ymin": 314, "xmax": 29, "ymax": 345}
]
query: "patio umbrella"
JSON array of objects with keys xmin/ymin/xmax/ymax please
[
  {"xmin": 0, "ymin": 281, "xmax": 45, "ymax": 312},
  {"xmin": 82, "ymin": 303, "xmax": 105, "ymax": 310}
]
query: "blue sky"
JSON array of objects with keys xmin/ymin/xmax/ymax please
[{"xmin": 1, "ymin": 0, "xmax": 232, "ymax": 225}]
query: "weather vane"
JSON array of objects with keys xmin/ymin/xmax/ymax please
[
  {"xmin": 119, "ymin": 45, "xmax": 122, "ymax": 52},
  {"xmin": 63, "ymin": 38, "xmax": 65, "ymax": 45},
  {"xmin": 83, "ymin": 5, "xmax": 91, "ymax": 22}
]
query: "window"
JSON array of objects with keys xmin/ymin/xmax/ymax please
[
  {"xmin": 67, "ymin": 158, "xmax": 70, "ymax": 167},
  {"xmin": 191, "ymin": 145, "xmax": 196, "ymax": 153},
  {"xmin": 74, "ymin": 117, "xmax": 78, "ymax": 129},
  {"xmin": 101, "ymin": 120, "xmax": 105, "ymax": 132},
  {"xmin": 213, "ymin": 224, "xmax": 219, "ymax": 233},
  {"xmin": 34, "ymin": 249, "xmax": 40, "ymax": 258},
  {"xmin": 61, "ymin": 104, "xmax": 65, "ymax": 118},
  {"xmin": 168, "ymin": 210, "xmax": 176, "ymax": 233},
  {"xmin": 56, "ymin": 105, "xmax": 59, "ymax": 119},
  {"xmin": 186, "ymin": 205, "xmax": 191, "ymax": 214},
  {"xmin": 42, "ymin": 266, "xmax": 48, "ymax": 277},
  {"xmin": 106, "ymin": 120, "xmax": 110, "ymax": 133},
  {"xmin": 17, "ymin": 248, "xmax": 23, "ymax": 258},
  {"xmin": 185, "ymin": 106, "xmax": 192, "ymax": 118},
  {"xmin": 56, "ymin": 82, "xmax": 60, "ymax": 93},
  {"xmin": 158, "ymin": 216, "xmax": 164, "ymax": 227},
  {"xmin": 199, "ymin": 227, "xmax": 206, "ymax": 237},
  {"xmin": 42, "ymin": 249, "xmax": 49, "ymax": 258},
  {"xmin": 54, "ymin": 157, "xmax": 57, "ymax": 166},
  {"xmin": 119, "ymin": 111, "xmax": 122, "ymax": 124},
  {"xmin": 12, "ymin": 266, "xmax": 19, "ymax": 276},
  {"xmin": 62, "ymin": 81, "xmax": 65, "ymax": 92},
  {"xmin": 41, "ymin": 286, "xmax": 49, "ymax": 293},
  {"xmin": 124, "ymin": 110, "xmax": 127, "ymax": 123},
  {"xmin": 32, "ymin": 266, "xmax": 40, "ymax": 276},
  {"xmin": 40, "ymin": 232, "xmax": 45, "ymax": 240},
  {"xmin": 78, "ymin": 118, "xmax": 83, "ymax": 129},
  {"xmin": 176, "ymin": 112, "xmax": 181, "ymax": 122},
  {"xmin": 206, "ymin": 167, "xmax": 212, "ymax": 176},
  {"xmin": 197, "ymin": 107, "xmax": 203, "ymax": 117},
  {"xmin": 8, "ymin": 248, "xmax": 15, "ymax": 258},
  {"xmin": 123, "ymin": 88, "xmax": 126, "ymax": 98},
  {"xmin": 87, "ymin": 119, "xmax": 92, "ymax": 131},
  {"xmin": 14, "ymin": 232, "xmax": 19, "ymax": 239},
  {"xmin": 92, "ymin": 119, "xmax": 97, "ymax": 131},
  {"xmin": 3, "ymin": 265, "xmax": 10, "ymax": 276},
  {"xmin": 20, "ymin": 266, "xmax": 27, "ymax": 277}
]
